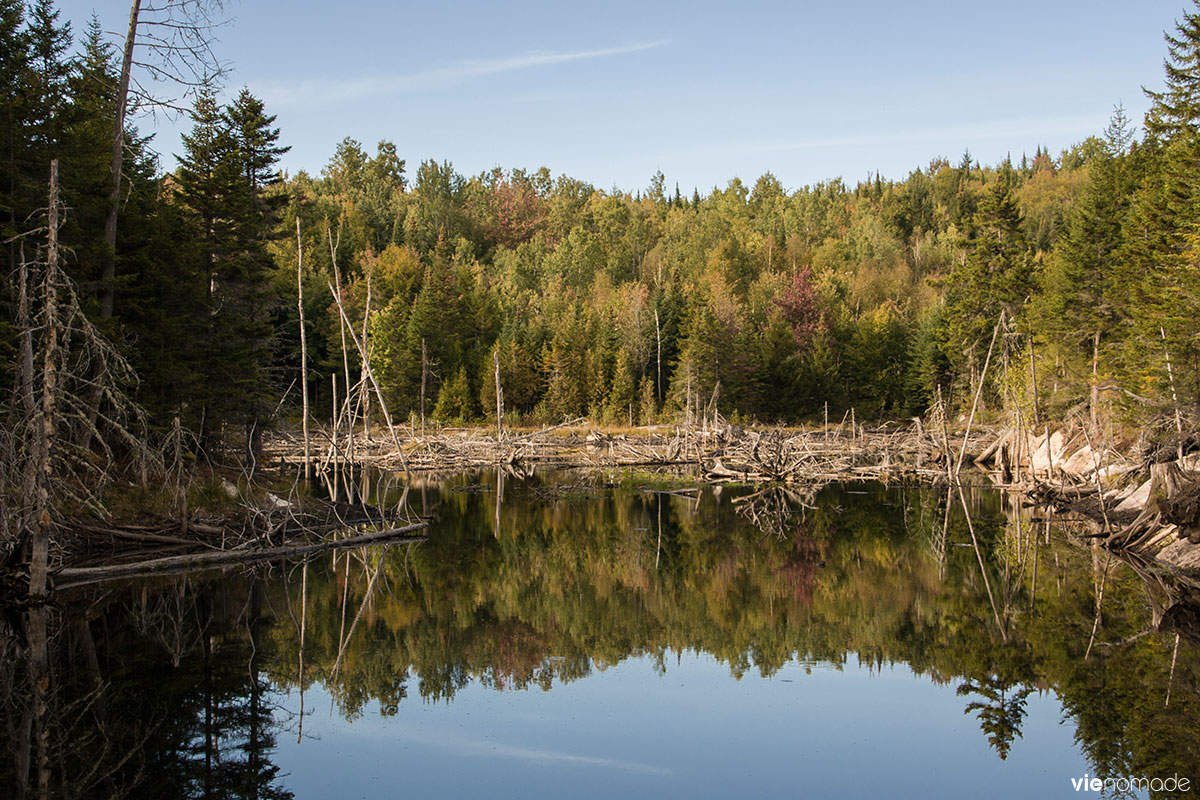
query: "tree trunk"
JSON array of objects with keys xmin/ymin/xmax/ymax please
[
  {"xmin": 297, "ymin": 218, "xmax": 310, "ymax": 477},
  {"xmin": 329, "ymin": 224, "xmax": 353, "ymax": 462},
  {"xmin": 328, "ymin": 283, "xmax": 411, "ymax": 479},
  {"xmin": 360, "ymin": 268, "xmax": 372, "ymax": 442},
  {"xmin": 1090, "ymin": 329, "xmax": 1100, "ymax": 428},
  {"xmin": 494, "ymin": 348, "xmax": 503, "ymax": 439},
  {"xmin": 420, "ymin": 338, "xmax": 428, "ymax": 434},
  {"xmin": 101, "ymin": 0, "xmax": 141, "ymax": 320},
  {"xmin": 30, "ymin": 161, "xmax": 60, "ymax": 600},
  {"xmin": 655, "ymin": 307, "xmax": 662, "ymax": 402}
]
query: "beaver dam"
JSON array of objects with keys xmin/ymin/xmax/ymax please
[{"xmin": 263, "ymin": 407, "xmax": 1200, "ymax": 575}]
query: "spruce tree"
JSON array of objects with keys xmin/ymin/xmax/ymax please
[
  {"xmin": 1039, "ymin": 107, "xmax": 1136, "ymax": 417},
  {"xmin": 941, "ymin": 162, "xmax": 1034, "ymax": 393},
  {"xmin": 22, "ymin": 0, "xmax": 71, "ymax": 165},
  {"xmin": 175, "ymin": 88, "xmax": 284, "ymax": 449},
  {"xmin": 1120, "ymin": 0, "xmax": 1200, "ymax": 401},
  {"xmin": 1144, "ymin": 0, "xmax": 1200, "ymax": 140},
  {"xmin": 59, "ymin": 17, "xmax": 116, "ymax": 292},
  {"xmin": 0, "ymin": 0, "xmax": 27, "ymax": 257}
]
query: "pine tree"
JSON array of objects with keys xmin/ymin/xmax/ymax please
[
  {"xmin": 1039, "ymin": 106, "xmax": 1137, "ymax": 418},
  {"xmin": 58, "ymin": 17, "xmax": 116, "ymax": 291},
  {"xmin": 175, "ymin": 88, "xmax": 284, "ymax": 448},
  {"xmin": 433, "ymin": 365, "xmax": 473, "ymax": 422},
  {"xmin": 1144, "ymin": 0, "xmax": 1200, "ymax": 140},
  {"xmin": 606, "ymin": 348, "xmax": 634, "ymax": 423},
  {"xmin": 0, "ymin": 0, "xmax": 27, "ymax": 258},
  {"xmin": 22, "ymin": 0, "xmax": 71, "ymax": 166},
  {"xmin": 634, "ymin": 375, "xmax": 655, "ymax": 425},
  {"xmin": 942, "ymin": 163, "xmax": 1034, "ymax": 391},
  {"xmin": 1119, "ymin": 1, "xmax": 1200, "ymax": 401},
  {"xmin": 225, "ymin": 88, "xmax": 289, "ymax": 193}
]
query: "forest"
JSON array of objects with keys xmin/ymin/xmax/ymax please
[
  {"xmin": 3, "ymin": 1, "xmax": 1200, "ymax": 485},
  {"xmin": 2, "ymin": 4, "xmax": 1199, "ymax": 795}
]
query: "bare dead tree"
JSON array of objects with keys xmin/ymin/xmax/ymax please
[
  {"xmin": 296, "ymin": 218, "xmax": 311, "ymax": 477},
  {"xmin": 327, "ymin": 221, "xmax": 354, "ymax": 461},
  {"xmin": 102, "ymin": 0, "xmax": 230, "ymax": 320},
  {"xmin": 494, "ymin": 347, "xmax": 504, "ymax": 440},
  {"xmin": 3, "ymin": 161, "xmax": 156, "ymax": 589}
]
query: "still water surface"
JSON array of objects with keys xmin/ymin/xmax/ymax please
[{"xmin": 3, "ymin": 470, "xmax": 1198, "ymax": 798}]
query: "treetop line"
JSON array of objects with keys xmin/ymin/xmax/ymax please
[{"xmin": 4, "ymin": 0, "xmax": 1200, "ymax": 452}]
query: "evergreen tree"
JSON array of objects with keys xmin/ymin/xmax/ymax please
[
  {"xmin": 1120, "ymin": 0, "xmax": 1200, "ymax": 401},
  {"xmin": 58, "ymin": 16, "xmax": 116, "ymax": 291},
  {"xmin": 1144, "ymin": 0, "xmax": 1200, "ymax": 140},
  {"xmin": 606, "ymin": 348, "xmax": 634, "ymax": 423},
  {"xmin": 22, "ymin": 0, "xmax": 71, "ymax": 166},
  {"xmin": 1039, "ymin": 107, "xmax": 1137, "ymax": 418},
  {"xmin": 175, "ymin": 88, "xmax": 284, "ymax": 448},
  {"xmin": 0, "ymin": 0, "xmax": 27, "ymax": 254},
  {"xmin": 941, "ymin": 163, "xmax": 1034, "ymax": 392},
  {"xmin": 637, "ymin": 375, "xmax": 657, "ymax": 424},
  {"xmin": 0, "ymin": 0, "xmax": 26, "ymax": 381},
  {"xmin": 433, "ymin": 365, "xmax": 473, "ymax": 422}
]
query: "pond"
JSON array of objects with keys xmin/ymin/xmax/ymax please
[{"xmin": 2, "ymin": 469, "xmax": 1198, "ymax": 798}]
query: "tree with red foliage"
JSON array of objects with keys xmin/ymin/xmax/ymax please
[{"xmin": 772, "ymin": 267, "xmax": 824, "ymax": 350}]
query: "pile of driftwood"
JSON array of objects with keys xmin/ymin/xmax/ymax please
[
  {"xmin": 966, "ymin": 416, "xmax": 1200, "ymax": 569},
  {"xmin": 699, "ymin": 424, "xmax": 980, "ymax": 484},
  {"xmin": 265, "ymin": 411, "xmax": 1001, "ymax": 490}
]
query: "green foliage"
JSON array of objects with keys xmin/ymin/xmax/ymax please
[
  {"xmin": 433, "ymin": 365, "xmax": 474, "ymax": 423},
  {"xmin": 173, "ymin": 87, "xmax": 287, "ymax": 443}
]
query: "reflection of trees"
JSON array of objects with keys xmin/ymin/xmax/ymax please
[
  {"xmin": 957, "ymin": 674, "xmax": 1035, "ymax": 760},
  {"xmin": 732, "ymin": 485, "xmax": 817, "ymax": 540},
  {"xmin": 0, "ymin": 579, "xmax": 294, "ymax": 799},
  {"xmin": 3, "ymin": 473, "xmax": 1200, "ymax": 795},
  {"xmin": 269, "ymin": 472, "xmax": 1200, "ymax": 786}
]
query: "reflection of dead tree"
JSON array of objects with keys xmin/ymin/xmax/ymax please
[
  {"xmin": 330, "ymin": 545, "xmax": 392, "ymax": 679},
  {"xmin": 3, "ymin": 604, "xmax": 159, "ymax": 799},
  {"xmin": 732, "ymin": 486, "xmax": 817, "ymax": 539},
  {"xmin": 52, "ymin": 522, "xmax": 427, "ymax": 590}
]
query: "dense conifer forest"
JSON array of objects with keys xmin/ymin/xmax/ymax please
[{"xmin": 4, "ymin": 0, "xmax": 1200, "ymax": 457}]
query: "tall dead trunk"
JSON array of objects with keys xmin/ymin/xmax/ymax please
[
  {"xmin": 16, "ymin": 244, "xmax": 34, "ymax": 418},
  {"xmin": 329, "ymin": 225, "xmax": 354, "ymax": 462},
  {"xmin": 1090, "ymin": 328, "xmax": 1100, "ymax": 429},
  {"xmin": 420, "ymin": 338, "xmax": 428, "ymax": 434},
  {"xmin": 101, "ymin": 0, "xmax": 141, "ymax": 320},
  {"xmin": 494, "ymin": 348, "xmax": 504, "ymax": 439},
  {"xmin": 297, "ymin": 219, "xmax": 310, "ymax": 477},
  {"xmin": 654, "ymin": 307, "xmax": 662, "ymax": 402},
  {"xmin": 1161, "ymin": 326, "xmax": 1184, "ymax": 456},
  {"xmin": 30, "ymin": 161, "xmax": 60, "ymax": 600},
  {"xmin": 360, "ymin": 268, "xmax": 372, "ymax": 442},
  {"xmin": 1028, "ymin": 335, "xmax": 1040, "ymax": 427},
  {"xmin": 328, "ymin": 284, "xmax": 411, "ymax": 480}
]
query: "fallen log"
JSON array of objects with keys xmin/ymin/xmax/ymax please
[{"xmin": 51, "ymin": 521, "xmax": 429, "ymax": 589}]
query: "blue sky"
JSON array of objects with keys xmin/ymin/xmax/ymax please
[{"xmin": 53, "ymin": 0, "xmax": 1193, "ymax": 193}]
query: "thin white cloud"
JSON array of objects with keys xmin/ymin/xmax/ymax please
[
  {"xmin": 264, "ymin": 40, "xmax": 669, "ymax": 108},
  {"xmin": 379, "ymin": 727, "xmax": 672, "ymax": 776}
]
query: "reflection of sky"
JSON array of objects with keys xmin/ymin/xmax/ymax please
[{"xmin": 269, "ymin": 651, "xmax": 1107, "ymax": 800}]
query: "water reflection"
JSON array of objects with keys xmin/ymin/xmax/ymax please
[{"xmin": 2, "ymin": 471, "xmax": 1198, "ymax": 797}]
